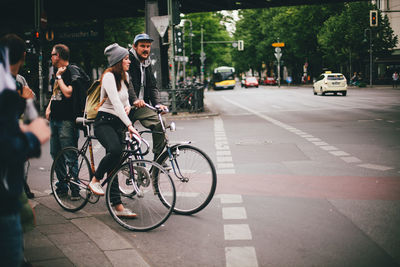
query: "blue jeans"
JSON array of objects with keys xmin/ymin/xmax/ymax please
[
  {"xmin": 0, "ymin": 213, "xmax": 23, "ymax": 267},
  {"xmin": 50, "ymin": 120, "xmax": 79, "ymax": 192}
]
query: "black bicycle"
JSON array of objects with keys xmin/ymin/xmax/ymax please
[
  {"xmin": 50, "ymin": 118, "xmax": 176, "ymax": 231},
  {"xmin": 139, "ymin": 104, "xmax": 217, "ymax": 215}
]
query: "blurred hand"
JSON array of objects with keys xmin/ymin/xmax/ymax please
[
  {"xmin": 20, "ymin": 117, "xmax": 50, "ymax": 144},
  {"xmin": 20, "ymin": 86, "xmax": 35, "ymax": 99}
]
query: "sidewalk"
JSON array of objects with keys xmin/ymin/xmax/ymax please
[{"xmin": 25, "ymin": 194, "xmax": 150, "ymax": 267}]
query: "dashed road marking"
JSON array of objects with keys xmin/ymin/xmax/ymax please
[
  {"xmin": 214, "ymin": 117, "xmax": 235, "ymax": 174},
  {"xmin": 358, "ymin": 163, "xmax": 394, "ymax": 171},
  {"xmin": 341, "ymin": 156, "xmax": 362, "ymax": 163},
  {"xmin": 225, "ymin": 247, "xmax": 258, "ymax": 267},
  {"xmin": 329, "ymin": 151, "xmax": 350, "ymax": 156},
  {"xmin": 224, "ymin": 224, "xmax": 252, "ymax": 240},
  {"xmin": 218, "ymin": 194, "xmax": 243, "ymax": 204},
  {"xmin": 223, "ymin": 207, "xmax": 247, "ymax": 220}
]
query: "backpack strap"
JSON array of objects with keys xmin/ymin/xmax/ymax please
[{"xmin": 94, "ymin": 97, "xmax": 107, "ymax": 111}]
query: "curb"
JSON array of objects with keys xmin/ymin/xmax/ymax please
[{"xmin": 26, "ymin": 195, "xmax": 150, "ymax": 266}]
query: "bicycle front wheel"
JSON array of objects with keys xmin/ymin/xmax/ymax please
[
  {"xmin": 157, "ymin": 145, "xmax": 217, "ymax": 215},
  {"xmin": 50, "ymin": 147, "xmax": 91, "ymax": 212},
  {"xmin": 106, "ymin": 160, "xmax": 176, "ymax": 232}
]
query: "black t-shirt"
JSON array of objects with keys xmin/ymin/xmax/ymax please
[{"xmin": 50, "ymin": 67, "xmax": 74, "ymax": 121}]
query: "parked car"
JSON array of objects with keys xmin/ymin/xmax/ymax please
[
  {"xmin": 313, "ymin": 71, "xmax": 347, "ymax": 96},
  {"xmin": 242, "ymin": 77, "xmax": 259, "ymax": 88},
  {"xmin": 262, "ymin": 77, "xmax": 277, "ymax": 85}
]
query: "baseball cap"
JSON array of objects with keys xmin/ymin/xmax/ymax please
[{"xmin": 133, "ymin": 33, "xmax": 154, "ymax": 45}]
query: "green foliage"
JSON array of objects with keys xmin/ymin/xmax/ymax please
[
  {"xmin": 318, "ymin": 2, "xmax": 398, "ymax": 71},
  {"xmin": 182, "ymin": 12, "xmax": 233, "ymax": 77},
  {"xmin": 233, "ymin": 3, "xmax": 398, "ymax": 82}
]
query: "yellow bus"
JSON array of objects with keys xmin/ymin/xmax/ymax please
[{"xmin": 212, "ymin": 66, "xmax": 235, "ymax": 90}]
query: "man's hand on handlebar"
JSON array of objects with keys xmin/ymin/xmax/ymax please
[
  {"xmin": 133, "ymin": 99, "xmax": 146, "ymax": 108},
  {"xmin": 155, "ymin": 104, "xmax": 169, "ymax": 114}
]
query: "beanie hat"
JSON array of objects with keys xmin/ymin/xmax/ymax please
[{"xmin": 104, "ymin": 43, "xmax": 128, "ymax": 67}]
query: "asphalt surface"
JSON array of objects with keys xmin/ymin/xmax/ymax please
[{"xmin": 23, "ymin": 84, "xmax": 400, "ymax": 267}]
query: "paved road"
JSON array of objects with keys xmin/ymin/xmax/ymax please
[{"xmin": 25, "ymin": 85, "xmax": 400, "ymax": 266}]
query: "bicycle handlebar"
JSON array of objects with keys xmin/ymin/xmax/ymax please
[{"xmin": 144, "ymin": 103, "xmax": 169, "ymax": 114}]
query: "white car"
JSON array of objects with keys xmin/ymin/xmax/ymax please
[{"xmin": 313, "ymin": 72, "xmax": 347, "ymax": 96}]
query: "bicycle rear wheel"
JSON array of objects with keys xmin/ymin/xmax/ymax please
[
  {"xmin": 157, "ymin": 145, "xmax": 217, "ymax": 215},
  {"xmin": 106, "ymin": 160, "xmax": 175, "ymax": 232},
  {"xmin": 50, "ymin": 147, "xmax": 91, "ymax": 212}
]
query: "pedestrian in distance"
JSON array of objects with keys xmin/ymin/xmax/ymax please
[
  {"xmin": 46, "ymin": 44, "xmax": 86, "ymax": 201},
  {"xmin": 127, "ymin": 33, "xmax": 168, "ymax": 161},
  {"xmin": 392, "ymin": 71, "xmax": 399, "ymax": 88},
  {"xmin": 88, "ymin": 43, "xmax": 140, "ymax": 218},
  {"xmin": 0, "ymin": 34, "xmax": 50, "ymax": 267}
]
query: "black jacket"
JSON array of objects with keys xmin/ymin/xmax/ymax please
[
  {"xmin": 0, "ymin": 89, "xmax": 41, "ymax": 215},
  {"xmin": 128, "ymin": 49, "xmax": 160, "ymax": 106}
]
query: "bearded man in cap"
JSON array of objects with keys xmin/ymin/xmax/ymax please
[{"xmin": 128, "ymin": 33, "xmax": 168, "ymax": 161}]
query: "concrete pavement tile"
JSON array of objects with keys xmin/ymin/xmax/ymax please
[
  {"xmin": 58, "ymin": 242, "xmax": 113, "ymax": 267},
  {"xmin": 47, "ymin": 231, "xmax": 89, "ymax": 245},
  {"xmin": 36, "ymin": 222, "xmax": 80, "ymax": 235},
  {"xmin": 32, "ymin": 258, "xmax": 74, "ymax": 267},
  {"xmin": 35, "ymin": 206, "xmax": 68, "ymax": 225},
  {"xmin": 35, "ymin": 195, "xmax": 91, "ymax": 219},
  {"xmin": 104, "ymin": 249, "xmax": 150, "ymax": 267},
  {"xmin": 71, "ymin": 217, "xmax": 132, "ymax": 250},
  {"xmin": 24, "ymin": 245, "xmax": 65, "ymax": 262},
  {"xmin": 24, "ymin": 228, "xmax": 54, "ymax": 248}
]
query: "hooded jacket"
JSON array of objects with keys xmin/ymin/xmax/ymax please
[{"xmin": 127, "ymin": 48, "xmax": 160, "ymax": 106}]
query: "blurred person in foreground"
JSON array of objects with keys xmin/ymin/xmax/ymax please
[{"xmin": 0, "ymin": 33, "xmax": 50, "ymax": 267}]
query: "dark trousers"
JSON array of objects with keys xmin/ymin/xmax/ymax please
[{"xmin": 94, "ymin": 112, "xmax": 124, "ymax": 205}]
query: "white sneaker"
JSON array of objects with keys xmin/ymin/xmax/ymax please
[
  {"xmin": 88, "ymin": 181, "xmax": 104, "ymax": 196},
  {"xmin": 113, "ymin": 207, "xmax": 137, "ymax": 218}
]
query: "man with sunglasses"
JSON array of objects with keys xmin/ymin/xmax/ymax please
[{"xmin": 46, "ymin": 44, "xmax": 81, "ymax": 200}]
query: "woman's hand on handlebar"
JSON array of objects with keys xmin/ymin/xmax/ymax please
[{"xmin": 128, "ymin": 124, "xmax": 140, "ymax": 139}]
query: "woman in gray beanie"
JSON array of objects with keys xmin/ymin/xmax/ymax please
[{"xmin": 88, "ymin": 43, "xmax": 139, "ymax": 218}]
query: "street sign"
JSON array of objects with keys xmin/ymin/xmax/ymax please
[
  {"xmin": 275, "ymin": 47, "xmax": 281, "ymax": 53},
  {"xmin": 274, "ymin": 52, "xmax": 282, "ymax": 60},
  {"xmin": 151, "ymin": 15, "xmax": 169, "ymax": 38},
  {"xmin": 272, "ymin": 42, "xmax": 285, "ymax": 47}
]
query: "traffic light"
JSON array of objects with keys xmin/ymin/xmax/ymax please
[
  {"xmin": 172, "ymin": 0, "xmax": 181, "ymax": 25},
  {"xmin": 370, "ymin": 10, "xmax": 378, "ymax": 27},
  {"xmin": 238, "ymin": 40, "xmax": 244, "ymax": 51},
  {"xmin": 174, "ymin": 28, "xmax": 183, "ymax": 55},
  {"xmin": 31, "ymin": 30, "xmax": 41, "ymax": 53}
]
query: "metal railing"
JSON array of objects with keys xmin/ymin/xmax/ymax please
[{"xmin": 161, "ymin": 84, "xmax": 205, "ymax": 113}]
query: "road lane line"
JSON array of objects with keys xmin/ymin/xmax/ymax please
[{"xmin": 222, "ymin": 97, "xmax": 395, "ymax": 172}]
